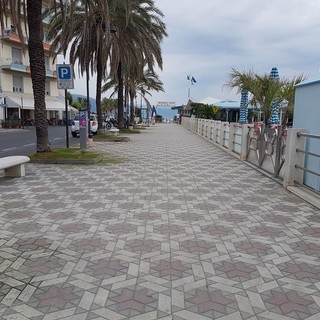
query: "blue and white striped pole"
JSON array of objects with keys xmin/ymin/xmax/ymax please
[
  {"xmin": 239, "ymin": 90, "xmax": 248, "ymax": 124},
  {"xmin": 269, "ymin": 67, "xmax": 280, "ymax": 126}
]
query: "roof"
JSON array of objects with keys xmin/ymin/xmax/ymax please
[
  {"xmin": 173, "ymin": 99, "xmax": 243, "ymax": 111},
  {"xmin": 214, "ymin": 100, "xmax": 240, "ymax": 109},
  {"xmin": 199, "ymin": 97, "xmax": 221, "ymax": 105},
  {"xmin": 295, "ymin": 74, "xmax": 320, "ymax": 88},
  {"xmin": 171, "ymin": 105, "xmax": 184, "ymax": 110}
]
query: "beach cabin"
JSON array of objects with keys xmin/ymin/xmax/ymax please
[
  {"xmin": 180, "ymin": 99, "xmax": 241, "ymax": 122},
  {"xmin": 214, "ymin": 100, "xmax": 240, "ymax": 122},
  {"xmin": 294, "ymin": 75, "xmax": 320, "ymax": 191}
]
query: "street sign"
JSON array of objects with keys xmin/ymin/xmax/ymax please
[
  {"xmin": 57, "ymin": 64, "xmax": 74, "ymax": 89},
  {"xmin": 157, "ymin": 101, "xmax": 176, "ymax": 107}
]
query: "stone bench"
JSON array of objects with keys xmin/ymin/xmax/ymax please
[
  {"xmin": 109, "ymin": 128, "xmax": 120, "ymax": 136},
  {"xmin": 0, "ymin": 156, "xmax": 30, "ymax": 177}
]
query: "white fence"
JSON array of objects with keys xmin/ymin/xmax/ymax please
[{"xmin": 182, "ymin": 117, "xmax": 320, "ymax": 207}]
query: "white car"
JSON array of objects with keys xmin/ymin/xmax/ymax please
[{"xmin": 71, "ymin": 114, "xmax": 98, "ymax": 137}]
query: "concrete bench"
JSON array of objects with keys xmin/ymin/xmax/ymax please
[
  {"xmin": 0, "ymin": 156, "xmax": 30, "ymax": 177},
  {"xmin": 109, "ymin": 128, "xmax": 120, "ymax": 136}
]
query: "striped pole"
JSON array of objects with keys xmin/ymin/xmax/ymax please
[
  {"xmin": 239, "ymin": 90, "xmax": 248, "ymax": 124},
  {"xmin": 269, "ymin": 67, "xmax": 280, "ymax": 125}
]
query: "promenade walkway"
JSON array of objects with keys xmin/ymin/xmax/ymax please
[{"xmin": 1, "ymin": 123, "xmax": 320, "ymax": 320}]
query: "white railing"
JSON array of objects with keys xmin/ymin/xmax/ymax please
[
  {"xmin": 183, "ymin": 117, "xmax": 251, "ymax": 161},
  {"xmin": 182, "ymin": 117, "xmax": 320, "ymax": 200}
]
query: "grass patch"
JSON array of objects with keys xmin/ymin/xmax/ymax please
[
  {"xmin": 28, "ymin": 148, "xmax": 103, "ymax": 164},
  {"xmin": 98, "ymin": 154, "xmax": 127, "ymax": 165},
  {"xmin": 133, "ymin": 125, "xmax": 147, "ymax": 130},
  {"xmin": 29, "ymin": 148, "xmax": 101, "ymax": 159},
  {"xmin": 93, "ymin": 134, "xmax": 130, "ymax": 142},
  {"xmin": 119, "ymin": 128, "xmax": 141, "ymax": 134},
  {"xmin": 29, "ymin": 148, "xmax": 127, "ymax": 165}
]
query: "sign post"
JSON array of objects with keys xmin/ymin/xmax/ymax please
[
  {"xmin": 57, "ymin": 64, "xmax": 74, "ymax": 148},
  {"xmin": 79, "ymin": 109, "xmax": 88, "ymax": 149}
]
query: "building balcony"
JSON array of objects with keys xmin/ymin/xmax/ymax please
[
  {"xmin": 1, "ymin": 29, "xmax": 26, "ymax": 44},
  {"xmin": 1, "ymin": 57, "xmax": 28, "ymax": 73},
  {"xmin": 43, "ymin": 42, "xmax": 52, "ymax": 52},
  {"xmin": 1, "ymin": 58, "xmax": 57, "ymax": 78},
  {"xmin": 46, "ymin": 69, "xmax": 57, "ymax": 78},
  {"xmin": 2, "ymin": 30, "xmax": 52, "ymax": 52}
]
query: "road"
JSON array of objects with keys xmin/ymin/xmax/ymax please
[{"xmin": 0, "ymin": 126, "xmax": 80, "ymax": 157}]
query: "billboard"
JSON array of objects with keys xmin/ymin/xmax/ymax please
[{"xmin": 157, "ymin": 101, "xmax": 176, "ymax": 107}]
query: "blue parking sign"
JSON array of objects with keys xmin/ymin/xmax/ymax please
[
  {"xmin": 58, "ymin": 66, "xmax": 71, "ymax": 80},
  {"xmin": 57, "ymin": 64, "xmax": 74, "ymax": 89}
]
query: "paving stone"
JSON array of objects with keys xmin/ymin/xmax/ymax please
[{"xmin": 1, "ymin": 124, "xmax": 320, "ymax": 319}]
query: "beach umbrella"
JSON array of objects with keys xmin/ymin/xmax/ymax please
[
  {"xmin": 269, "ymin": 67, "xmax": 280, "ymax": 125},
  {"xmin": 239, "ymin": 89, "xmax": 248, "ymax": 124}
]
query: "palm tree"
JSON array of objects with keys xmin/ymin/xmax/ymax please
[
  {"xmin": 128, "ymin": 69, "xmax": 164, "ymax": 124},
  {"xmin": 106, "ymin": 0, "xmax": 167, "ymax": 128},
  {"xmin": 101, "ymin": 97, "xmax": 117, "ymax": 116},
  {"xmin": 48, "ymin": 0, "xmax": 118, "ymax": 134},
  {"xmin": 103, "ymin": 67, "xmax": 164, "ymax": 124},
  {"xmin": 249, "ymin": 74, "xmax": 284, "ymax": 125},
  {"xmin": 226, "ymin": 68, "xmax": 283, "ymax": 126},
  {"xmin": 0, "ymin": 0, "xmax": 55, "ymax": 152}
]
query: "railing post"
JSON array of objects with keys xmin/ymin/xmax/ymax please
[
  {"xmin": 212, "ymin": 121, "xmax": 217, "ymax": 143},
  {"xmin": 197, "ymin": 119, "xmax": 201, "ymax": 135},
  {"xmin": 219, "ymin": 123, "xmax": 225, "ymax": 146},
  {"xmin": 228, "ymin": 123, "xmax": 236, "ymax": 153},
  {"xmin": 240, "ymin": 124, "xmax": 253, "ymax": 160},
  {"xmin": 209, "ymin": 121, "xmax": 214, "ymax": 140},
  {"xmin": 258, "ymin": 124, "xmax": 265, "ymax": 167},
  {"xmin": 274, "ymin": 126, "xmax": 283, "ymax": 177},
  {"xmin": 205, "ymin": 119, "xmax": 208, "ymax": 138},
  {"xmin": 283, "ymin": 128, "xmax": 307, "ymax": 188}
]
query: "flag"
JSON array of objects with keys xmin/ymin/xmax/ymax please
[{"xmin": 187, "ymin": 75, "xmax": 197, "ymax": 85}]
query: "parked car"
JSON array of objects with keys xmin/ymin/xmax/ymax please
[{"xmin": 71, "ymin": 114, "xmax": 98, "ymax": 137}]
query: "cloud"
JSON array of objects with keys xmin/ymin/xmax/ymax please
[{"xmin": 71, "ymin": 0, "xmax": 320, "ymax": 107}]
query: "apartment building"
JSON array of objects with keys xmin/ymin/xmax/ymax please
[{"xmin": 0, "ymin": 4, "xmax": 75, "ymax": 126}]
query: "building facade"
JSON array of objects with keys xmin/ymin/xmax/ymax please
[
  {"xmin": 294, "ymin": 75, "xmax": 320, "ymax": 192},
  {"xmin": 0, "ymin": 3, "xmax": 73, "ymax": 127}
]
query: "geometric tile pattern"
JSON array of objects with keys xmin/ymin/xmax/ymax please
[{"xmin": 1, "ymin": 123, "xmax": 320, "ymax": 319}]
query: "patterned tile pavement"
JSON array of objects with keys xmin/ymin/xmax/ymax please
[{"xmin": 1, "ymin": 123, "xmax": 320, "ymax": 319}]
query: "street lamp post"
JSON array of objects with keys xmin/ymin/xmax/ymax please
[{"xmin": 20, "ymin": 95, "xmax": 24, "ymax": 129}]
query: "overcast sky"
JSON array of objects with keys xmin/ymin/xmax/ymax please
[{"xmin": 68, "ymin": 0, "xmax": 320, "ymax": 106}]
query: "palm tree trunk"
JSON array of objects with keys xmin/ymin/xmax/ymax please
[
  {"xmin": 124, "ymin": 83, "xmax": 129, "ymax": 128},
  {"xmin": 129, "ymin": 90, "xmax": 135, "ymax": 126},
  {"xmin": 117, "ymin": 62, "xmax": 124, "ymax": 128},
  {"xmin": 27, "ymin": 0, "xmax": 50, "ymax": 152}
]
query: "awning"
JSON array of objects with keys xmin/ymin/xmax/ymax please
[
  {"xmin": 46, "ymin": 99, "xmax": 67, "ymax": 111},
  {"xmin": 5, "ymin": 95, "xmax": 75, "ymax": 111},
  {"xmin": 6, "ymin": 96, "xmax": 34, "ymax": 109}
]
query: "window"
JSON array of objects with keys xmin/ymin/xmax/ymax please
[
  {"xmin": 13, "ymin": 76, "xmax": 23, "ymax": 93},
  {"xmin": 45, "ymin": 81, "xmax": 50, "ymax": 96},
  {"xmin": 45, "ymin": 56, "xmax": 50, "ymax": 69},
  {"xmin": 12, "ymin": 48, "xmax": 22, "ymax": 64}
]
